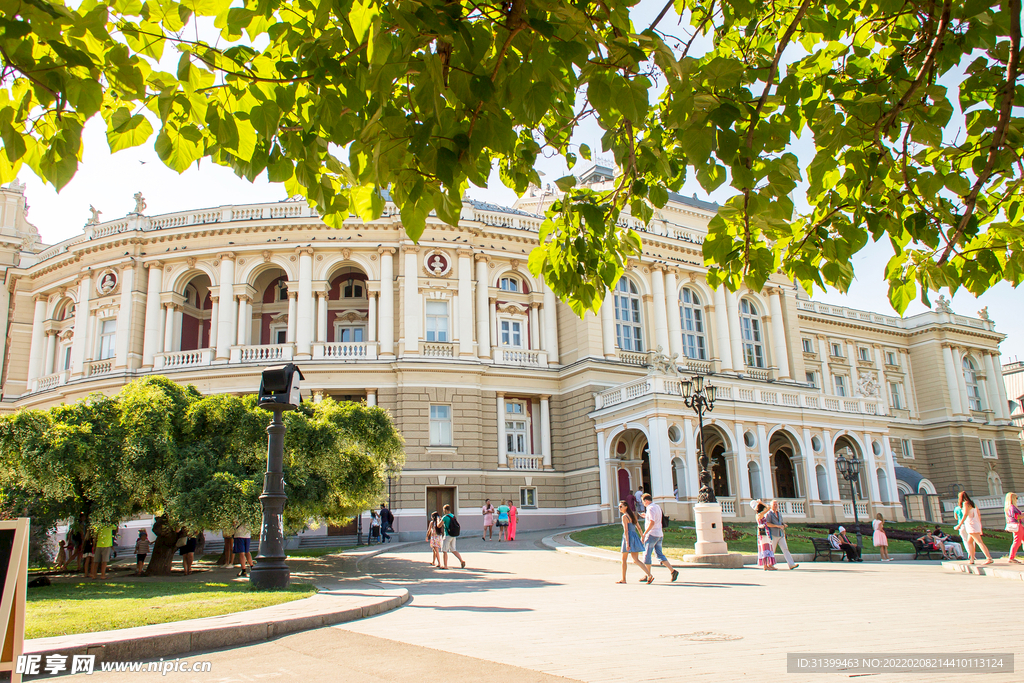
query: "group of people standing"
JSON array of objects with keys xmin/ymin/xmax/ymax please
[
  {"xmin": 425, "ymin": 504, "xmax": 466, "ymax": 569},
  {"xmin": 54, "ymin": 512, "xmax": 117, "ymax": 579},
  {"xmin": 618, "ymin": 493, "xmax": 680, "ymax": 584},
  {"xmin": 481, "ymin": 499, "xmax": 518, "ymax": 541}
]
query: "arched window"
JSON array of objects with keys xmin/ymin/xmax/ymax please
[
  {"xmin": 276, "ymin": 279, "xmax": 289, "ymax": 302},
  {"xmin": 613, "ymin": 277, "xmax": 643, "ymax": 352},
  {"xmin": 679, "ymin": 288, "xmax": 706, "ymax": 360},
  {"xmin": 739, "ymin": 298, "xmax": 765, "ymax": 368},
  {"xmin": 987, "ymin": 470, "xmax": 1003, "ymax": 497},
  {"xmin": 499, "ymin": 276, "xmax": 520, "ymax": 292},
  {"xmin": 962, "ymin": 357, "xmax": 983, "ymax": 411},
  {"xmin": 340, "ymin": 278, "xmax": 365, "ymax": 299}
]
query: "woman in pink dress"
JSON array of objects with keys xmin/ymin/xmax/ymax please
[
  {"xmin": 872, "ymin": 514, "xmax": 890, "ymax": 561},
  {"xmin": 507, "ymin": 499, "xmax": 518, "ymax": 541},
  {"xmin": 955, "ymin": 492, "xmax": 993, "ymax": 565},
  {"xmin": 481, "ymin": 499, "xmax": 495, "ymax": 541}
]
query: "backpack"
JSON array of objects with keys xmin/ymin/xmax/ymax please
[{"xmin": 447, "ymin": 515, "xmax": 461, "ymax": 537}]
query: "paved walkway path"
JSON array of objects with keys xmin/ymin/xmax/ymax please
[{"xmin": 71, "ymin": 531, "xmax": 1019, "ymax": 682}]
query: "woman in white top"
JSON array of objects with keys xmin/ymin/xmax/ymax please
[{"xmin": 954, "ymin": 493, "xmax": 993, "ymax": 565}]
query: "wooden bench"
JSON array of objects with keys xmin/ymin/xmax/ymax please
[
  {"xmin": 911, "ymin": 539, "xmax": 945, "ymax": 560},
  {"xmin": 811, "ymin": 537, "xmax": 845, "ymax": 562}
]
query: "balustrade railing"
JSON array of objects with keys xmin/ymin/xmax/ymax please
[
  {"xmin": 35, "ymin": 372, "xmax": 66, "ymax": 392},
  {"xmin": 154, "ymin": 349, "xmax": 212, "ymax": 370},
  {"xmin": 85, "ymin": 359, "xmax": 114, "ymax": 376},
  {"xmin": 509, "ymin": 456, "xmax": 543, "ymax": 470},
  {"xmin": 498, "ymin": 348, "xmax": 546, "ymax": 367},
  {"xmin": 312, "ymin": 342, "xmax": 377, "ymax": 360},
  {"xmin": 421, "ymin": 342, "xmax": 455, "ymax": 358},
  {"xmin": 720, "ymin": 499, "xmax": 736, "ymax": 516},
  {"xmin": 617, "ymin": 350, "xmax": 648, "ymax": 366},
  {"xmin": 230, "ymin": 343, "xmax": 294, "ymax": 363},
  {"xmin": 744, "ymin": 366, "xmax": 770, "ymax": 381}
]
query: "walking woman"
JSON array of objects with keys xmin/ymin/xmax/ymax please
[
  {"xmin": 755, "ymin": 502, "xmax": 776, "ymax": 570},
  {"xmin": 617, "ymin": 500, "xmax": 653, "ymax": 584},
  {"xmin": 873, "ymin": 514, "xmax": 890, "ymax": 561},
  {"xmin": 481, "ymin": 500, "xmax": 495, "ymax": 541},
  {"xmin": 426, "ymin": 512, "xmax": 443, "ymax": 567},
  {"xmin": 953, "ymin": 491, "xmax": 972, "ymax": 558},
  {"xmin": 955, "ymin": 492, "xmax": 994, "ymax": 565},
  {"xmin": 1005, "ymin": 492, "xmax": 1023, "ymax": 564},
  {"xmin": 507, "ymin": 499, "xmax": 518, "ymax": 541}
]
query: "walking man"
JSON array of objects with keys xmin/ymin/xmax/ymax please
[
  {"xmin": 634, "ymin": 486, "xmax": 646, "ymax": 513},
  {"xmin": 640, "ymin": 493, "xmax": 679, "ymax": 583},
  {"xmin": 440, "ymin": 504, "xmax": 466, "ymax": 569},
  {"xmin": 766, "ymin": 500, "xmax": 798, "ymax": 570},
  {"xmin": 380, "ymin": 503, "xmax": 395, "ymax": 543},
  {"xmin": 233, "ymin": 521, "xmax": 253, "ymax": 576}
]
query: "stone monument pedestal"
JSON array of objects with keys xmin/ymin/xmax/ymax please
[{"xmin": 682, "ymin": 502, "xmax": 745, "ymax": 568}]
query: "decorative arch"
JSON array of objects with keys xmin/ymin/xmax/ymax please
[
  {"xmin": 916, "ymin": 478, "xmax": 937, "ymax": 495},
  {"xmin": 876, "ymin": 467, "xmax": 890, "ymax": 503},
  {"xmin": 237, "ymin": 256, "xmax": 296, "ymax": 287},
  {"xmin": 49, "ymin": 296, "xmax": 78, "ymax": 321},
  {"xmin": 490, "ymin": 262, "xmax": 539, "ymax": 293},
  {"xmin": 815, "ymin": 464, "xmax": 830, "ymax": 502},
  {"xmin": 677, "ymin": 285, "xmax": 708, "ymax": 361},
  {"xmin": 738, "ymin": 294, "xmax": 766, "ymax": 368},
  {"xmin": 693, "ymin": 420, "xmax": 734, "ymax": 454},
  {"xmin": 961, "ymin": 354, "xmax": 985, "ymax": 411},
  {"xmin": 315, "ymin": 252, "xmax": 378, "ymax": 281},
  {"xmin": 167, "ymin": 263, "xmax": 219, "ymax": 296},
  {"xmin": 605, "ymin": 421, "xmax": 651, "ymax": 447},
  {"xmin": 987, "ymin": 470, "xmax": 1003, "ymax": 497}
]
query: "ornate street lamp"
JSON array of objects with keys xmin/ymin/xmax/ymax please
[
  {"xmin": 681, "ymin": 374, "xmax": 717, "ymax": 502},
  {"xmin": 835, "ymin": 448, "xmax": 863, "ymax": 550}
]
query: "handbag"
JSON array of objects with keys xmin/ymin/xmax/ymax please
[
  {"xmin": 175, "ymin": 535, "xmax": 187, "ymax": 548},
  {"xmin": 1006, "ymin": 521, "xmax": 1020, "ymax": 533}
]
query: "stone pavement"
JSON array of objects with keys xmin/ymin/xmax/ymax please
[{"xmin": 68, "ymin": 531, "xmax": 1020, "ymax": 682}]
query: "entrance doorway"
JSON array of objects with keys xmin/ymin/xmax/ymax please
[{"xmin": 426, "ymin": 486, "xmax": 457, "ymax": 520}]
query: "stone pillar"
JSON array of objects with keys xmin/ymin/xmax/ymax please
[
  {"xmin": 286, "ymin": 291, "xmax": 298, "ymax": 343},
  {"xmin": 881, "ymin": 437, "xmax": 900, "ymax": 505},
  {"xmin": 683, "ymin": 418, "xmax": 699, "ymax": 500},
  {"xmin": 954, "ymin": 346, "xmax": 972, "ymax": 410},
  {"xmin": 43, "ymin": 331, "xmax": 57, "ymax": 376},
  {"xmin": 802, "ymin": 428, "xmax": 820, "ymax": 503},
  {"xmin": 0, "ymin": 276, "xmax": 9, "ymax": 377},
  {"xmin": 901, "ymin": 351, "xmax": 918, "ymax": 415},
  {"xmin": 114, "ymin": 263, "xmax": 135, "ymax": 369},
  {"xmin": 172, "ymin": 306, "xmax": 183, "ymax": 352},
  {"xmin": 873, "ymin": 345, "xmax": 889, "ymax": 414},
  {"xmin": 817, "ymin": 336, "xmax": 833, "ymax": 395},
  {"xmin": 403, "ymin": 246, "xmax": 420, "ymax": 354},
  {"xmin": 650, "ymin": 266, "xmax": 670, "ymax": 353},
  {"xmin": 496, "ymin": 392, "xmax": 507, "ymax": 468},
  {"xmin": 941, "ymin": 344, "xmax": 964, "ymax": 415},
  {"xmin": 529, "ymin": 303, "xmax": 540, "ymax": 350},
  {"xmin": 316, "ymin": 289, "xmax": 328, "ymax": 343},
  {"xmin": 236, "ymin": 295, "xmax": 251, "ymax": 347},
  {"xmin": 596, "ymin": 430, "xmax": 611, "ymax": 518},
  {"xmin": 457, "ymin": 250, "xmax": 474, "ymax": 357},
  {"xmin": 367, "ymin": 290, "xmax": 377, "ymax": 343},
  {"xmin": 490, "ymin": 298, "xmax": 498, "ymax": 356},
  {"xmin": 27, "ymin": 296, "xmax": 47, "ymax": 386},
  {"xmin": 600, "ymin": 292, "xmax": 616, "ymax": 358},
  {"xmin": 767, "ymin": 288, "xmax": 790, "ymax": 379},
  {"xmin": 756, "ymin": 423, "xmax": 772, "ymax": 499},
  {"xmin": 216, "ymin": 254, "xmax": 236, "ymax": 359},
  {"xmin": 209, "ymin": 297, "xmax": 219, "ymax": 350},
  {"xmin": 163, "ymin": 303, "xmax": 176, "ymax": 353},
  {"xmin": 69, "ymin": 272, "xmax": 93, "ymax": 376},
  {"xmin": 475, "ymin": 254, "xmax": 491, "ymax": 359},
  {"xmin": 712, "ymin": 287, "xmax": 732, "ymax": 371},
  {"xmin": 982, "ymin": 352, "xmax": 1004, "ymax": 419},
  {"xmin": 734, "ymin": 422, "xmax": 752, "ymax": 502},
  {"xmin": 647, "ymin": 416, "xmax": 673, "ymax": 502},
  {"xmin": 542, "ymin": 278, "xmax": 560, "ymax": 364},
  {"xmin": 862, "ymin": 432, "xmax": 881, "ymax": 502},
  {"xmin": 822, "ymin": 429, "xmax": 842, "ymax": 502},
  {"xmin": 724, "ymin": 288, "xmax": 743, "ymax": 371},
  {"xmin": 366, "ymin": 390, "xmax": 377, "ymax": 407},
  {"xmin": 295, "ymin": 248, "xmax": 314, "ymax": 357},
  {"xmin": 665, "ymin": 270, "xmax": 683, "ymax": 360},
  {"xmin": 992, "ymin": 352, "xmax": 1011, "ymax": 420},
  {"xmin": 379, "ymin": 247, "xmax": 396, "ymax": 357},
  {"xmin": 540, "ymin": 395, "xmax": 552, "ymax": 469}
]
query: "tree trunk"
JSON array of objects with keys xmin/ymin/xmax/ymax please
[
  {"xmin": 195, "ymin": 531, "xmax": 206, "ymax": 558},
  {"xmin": 145, "ymin": 516, "xmax": 181, "ymax": 576},
  {"xmin": 218, "ymin": 537, "xmax": 233, "ymax": 565}
]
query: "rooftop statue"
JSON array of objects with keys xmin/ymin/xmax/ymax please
[{"xmin": 133, "ymin": 192, "xmax": 147, "ymax": 214}]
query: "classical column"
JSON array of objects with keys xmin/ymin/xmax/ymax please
[
  {"xmin": 236, "ymin": 295, "xmax": 252, "ymax": 347},
  {"xmin": 367, "ymin": 290, "xmax": 377, "ymax": 343},
  {"xmin": 600, "ymin": 291, "xmax": 616, "ymax": 358},
  {"xmin": 286, "ymin": 290, "xmax": 298, "ymax": 343},
  {"xmin": 982, "ymin": 352, "xmax": 1005, "ymax": 419},
  {"xmin": 43, "ymin": 331, "xmax": 57, "ymax": 376},
  {"xmin": 941, "ymin": 344, "xmax": 964, "ymax": 415},
  {"xmin": 529, "ymin": 303, "xmax": 540, "ymax": 350},
  {"xmin": 862, "ymin": 432, "xmax": 881, "ymax": 502},
  {"xmin": 767, "ymin": 288, "xmax": 791, "ymax": 379},
  {"xmin": 172, "ymin": 305, "xmax": 183, "ymax": 352},
  {"xmin": 457, "ymin": 249, "xmax": 474, "ymax": 357},
  {"xmin": 142, "ymin": 264, "xmax": 166, "ymax": 366},
  {"xmin": 216, "ymin": 254, "xmax": 236, "ymax": 359},
  {"xmin": 756, "ymin": 423, "xmax": 773, "ymax": 499},
  {"xmin": 817, "ymin": 336, "xmax": 833, "ymax": 394},
  {"xmin": 366, "ymin": 390, "xmax": 377, "ymax": 407},
  {"xmin": 316, "ymin": 289, "xmax": 328, "ymax": 343},
  {"xmin": 69, "ymin": 272, "xmax": 93, "ymax": 376},
  {"xmin": 163, "ymin": 303, "xmax": 176, "ymax": 353},
  {"xmin": 475, "ymin": 254, "xmax": 491, "ymax": 359},
  {"xmin": 489, "ymin": 297, "xmax": 498, "ymax": 355},
  {"xmin": 647, "ymin": 416, "xmax": 673, "ymax": 502},
  {"xmin": 953, "ymin": 345, "xmax": 971, "ymax": 410},
  {"xmin": 596, "ymin": 430, "xmax": 611, "ymax": 518},
  {"xmin": 801, "ymin": 428, "xmax": 820, "ymax": 503},
  {"xmin": 664, "ymin": 270, "xmax": 683, "ymax": 360},
  {"xmin": 496, "ymin": 392, "xmax": 507, "ymax": 468},
  {"xmin": 873, "ymin": 345, "xmax": 889, "ymax": 414},
  {"xmin": 881, "ymin": 437, "xmax": 900, "ymax": 504},
  {"xmin": 724, "ymin": 288, "xmax": 744, "ymax": 371},
  {"xmin": 0, "ymin": 277, "xmax": 9, "ymax": 378},
  {"xmin": 295, "ymin": 248, "xmax": 314, "ymax": 357},
  {"xmin": 992, "ymin": 352, "xmax": 1011, "ymax": 420},
  {"xmin": 650, "ymin": 266, "xmax": 670, "ymax": 353},
  {"xmin": 114, "ymin": 263, "xmax": 135, "ymax": 369},
  {"xmin": 27, "ymin": 295, "xmax": 48, "ymax": 386},
  {"xmin": 712, "ymin": 286, "xmax": 732, "ymax": 371},
  {"xmin": 209, "ymin": 296, "xmax": 219, "ymax": 351},
  {"xmin": 403, "ymin": 246, "xmax": 420, "ymax": 354},
  {"xmin": 378, "ymin": 247, "xmax": 396, "ymax": 357},
  {"xmin": 735, "ymin": 422, "xmax": 752, "ymax": 501},
  {"xmin": 540, "ymin": 395, "xmax": 552, "ymax": 469},
  {"xmin": 822, "ymin": 429, "xmax": 842, "ymax": 502},
  {"xmin": 682, "ymin": 418, "xmax": 699, "ymax": 500},
  {"xmin": 542, "ymin": 278, "xmax": 560, "ymax": 364},
  {"xmin": 901, "ymin": 350, "xmax": 918, "ymax": 415}
]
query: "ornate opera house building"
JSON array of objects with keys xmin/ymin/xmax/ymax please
[{"xmin": 1, "ymin": 166, "xmax": 1020, "ymax": 538}]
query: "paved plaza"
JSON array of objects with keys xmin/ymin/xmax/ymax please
[{"xmin": 73, "ymin": 531, "xmax": 1017, "ymax": 683}]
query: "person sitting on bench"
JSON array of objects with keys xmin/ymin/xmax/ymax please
[{"xmin": 829, "ymin": 527, "xmax": 862, "ymax": 562}]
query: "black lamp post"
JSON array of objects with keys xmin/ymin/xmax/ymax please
[
  {"xmin": 249, "ymin": 363, "xmax": 303, "ymax": 590},
  {"xmin": 681, "ymin": 375, "xmax": 718, "ymax": 502},
  {"xmin": 835, "ymin": 449, "xmax": 863, "ymax": 550}
]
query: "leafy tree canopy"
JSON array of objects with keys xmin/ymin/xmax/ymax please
[
  {"xmin": 0, "ymin": 376, "xmax": 404, "ymax": 544},
  {"xmin": 1, "ymin": 0, "xmax": 1021, "ymax": 313}
]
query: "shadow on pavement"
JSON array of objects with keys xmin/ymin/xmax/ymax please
[{"xmin": 410, "ymin": 605, "xmax": 534, "ymax": 612}]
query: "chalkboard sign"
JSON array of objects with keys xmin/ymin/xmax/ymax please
[
  {"xmin": 0, "ymin": 530, "xmax": 14, "ymax": 601},
  {"xmin": 0, "ymin": 520, "xmax": 28, "ymax": 683}
]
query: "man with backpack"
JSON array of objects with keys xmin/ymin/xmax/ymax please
[
  {"xmin": 380, "ymin": 503, "xmax": 395, "ymax": 543},
  {"xmin": 440, "ymin": 504, "xmax": 466, "ymax": 569}
]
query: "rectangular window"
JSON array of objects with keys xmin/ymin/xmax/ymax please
[
  {"xmin": 429, "ymin": 405, "xmax": 452, "ymax": 446},
  {"xmin": 62, "ymin": 346, "xmax": 72, "ymax": 370},
  {"xmin": 425, "ymin": 301, "xmax": 449, "ymax": 342},
  {"xmin": 275, "ymin": 329, "xmax": 288, "ymax": 345},
  {"xmin": 981, "ymin": 439, "xmax": 997, "ymax": 459},
  {"xmin": 830, "ymin": 343, "xmax": 843, "ymax": 357},
  {"xmin": 802, "ymin": 338, "xmax": 814, "ymax": 353},
  {"xmin": 834, "ymin": 375, "xmax": 848, "ymax": 397},
  {"xmin": 889, "ymin": 382, "xmax": 904, "ymax": 410},
  {"xmin": 97, "ymin": 319, "xmax": 116, "ymax": 360},
  {"xmin": 505, "ymin": 401, "xmax": 528, "ymax": 455},
  {"xmin": 338, "ymin": 326, "xmax": 365, "ymax": 343},
  {"xmin": 858, "ymin": 347, "xmax": 871, "ymax": 362},
  {"xmin": 500, "ymin": 320, "xmax": 523, "ymax": 347},
  {"xmin": 886, "ymin": 351, "xmax": 898, "ymax": 366},
  {"xmin": 806, "ymin": 371, "xmax": 818, "ymax": 388},
  {"xmin": 520, "ymin": 487, "xmax": 537, "ymax": 508}
]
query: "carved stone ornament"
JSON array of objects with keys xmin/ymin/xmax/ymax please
[
  {"xmin": 855, "ymin": 371, "xmax": 881, "ymax": 398},
  {"xmin": 646, "ymin": 345, "xmax": 681, "ymax": 377},
  {"xmin": 978, "ymin": 306, "xmax": 991, "ymax": 321},
  {"xmin": 510, "ymin": 259, "xmax": 520, "ymax": 272},
  {"xmin": 934, "ymin": 294, "xmax": 953, "ymax": 313},
  {"xmin": 59, "ymin": 328, "xmax": 74, "ymax": 341},
  {"xmin": 86, "ymin": 205, "xmax": 102, "ymax": 225},
  {"xmin": 95, "ymin": 268, "xmax": 118, "ymax": 296},
  {"xmin": 497, "ymin": 303, "xmax": 525, "ymax": 315},
  {"xmin": 342, "ymin": 248, "xmax": 352, "ymax": 259},
  {"xmin": 263, "ymin": 250, "xmax": 273, "ymax": 263},
  {"xmin": 186, "ymin": 257, "xmax": 197, "ymax": 268},
  {"xmin": 423, "ymin": 251, "xmax": 452, "ymax": 277},
  {"xmin": 336, "ymin": 310, "xmax": 368, "ymax": 323},
  {"xmin": 238, "ymin": 259, "xmax": 245, "ymax": 266},
  {"xmin": 132, "ymin": 192, "xmax": 147, "ymax": 214}
]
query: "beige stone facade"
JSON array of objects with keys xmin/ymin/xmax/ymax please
[{"xmin": 0, "ymin": 173, "xmax": 1020, "ymax": 538}]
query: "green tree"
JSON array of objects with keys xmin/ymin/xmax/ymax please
[
  {"xmin": 0, "ymin": 377, "xmax": 404, "ymax": 575},
  {"xmin": 1, "ymin": 0, "xmax": 1020, "ymax": 312}
]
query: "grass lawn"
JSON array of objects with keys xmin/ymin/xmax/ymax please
[
  {"xmin": 571, "ymin": 520, "xmax": 1014, "ymax": 561},
  {"xmin": 26, "ymin": 581, "xmax": 316, "ymax": 640}
]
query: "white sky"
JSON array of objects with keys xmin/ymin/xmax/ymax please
[{"xmin": 13, "ymin": 0, "xmax": 1023, "ymax": 362}]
